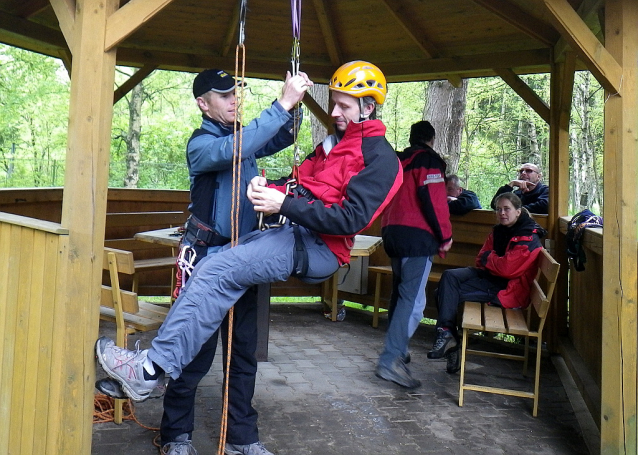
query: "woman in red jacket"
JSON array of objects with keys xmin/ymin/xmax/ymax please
[{"xmin": 428, "ymin": 192, "xmax": 546, "ymax": 372}]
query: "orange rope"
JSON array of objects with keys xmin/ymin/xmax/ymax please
[
  {"xmin": 93, "ymin": 394, "xmax": 161, "ymax": 447},
  {"xmin": 218, "ymin": 39, "xmax": 246, "ymax": 455}
]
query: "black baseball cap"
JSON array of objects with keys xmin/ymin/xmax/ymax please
[{"xmin": 192, "ymin": 69, "xmax": 245, "ymax": 98}]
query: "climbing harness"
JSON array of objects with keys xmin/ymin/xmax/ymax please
[{"xmin": 176, "ymin": 244, "xmax": 197, "ymax": 288}]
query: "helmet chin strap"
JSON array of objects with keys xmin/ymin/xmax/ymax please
[{"xmin": 358, "ymin": 98, "xmax": 370, "ymax": 121}]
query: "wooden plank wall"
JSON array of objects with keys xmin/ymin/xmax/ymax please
[
  {"xmin": 0, "ymin": 213, "xmax": 68, "ymax": 455},
  {"xmin": 558, "ymin": 216, "xmax": 603, "ymax": 429},
  {"xmin": 0, "ymin": 188, "xmax": 191, "ymax": 295}
]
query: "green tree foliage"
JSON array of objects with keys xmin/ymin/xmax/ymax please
[
  {"xmin": 0, "ymin": 45, "xmax": 69, "ymax": 187},
  {"xmin": 0, "ymin": 45, "xmax": 604, "ymax": 216}
]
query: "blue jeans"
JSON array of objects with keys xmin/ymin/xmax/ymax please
[
  {"xmin": 378, "ymin": 256, "xmax": 432, "ymax": 367},
  {"xmin": 435, "ymin": 267, "xmax": 508, "ymax": 338}
]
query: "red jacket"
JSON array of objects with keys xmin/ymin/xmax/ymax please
[
  {"xmin": 381, "ymin": 145, "xmax": 452, "ymax": 257},
  {"xmin": 476, "ymin": 213, "xmax": 544, "ymax": 308},
  {"xmin": 276, "ymin": 119, "xmax": 402, "ymax": 264}
]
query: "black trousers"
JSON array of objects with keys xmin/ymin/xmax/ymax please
[
  {"xmin": 435, "ymin": 267, "xmax": 508, "ymax": 338},
  {"xmin": 160, "ymin": 285, "xmax": 259, "ymax": 446}
]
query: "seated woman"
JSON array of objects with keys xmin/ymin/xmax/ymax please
[{"xmin": 428, "ymin": 192, "xmax": 547, "ymax": 373}]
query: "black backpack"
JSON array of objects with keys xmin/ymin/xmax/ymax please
[{"xmin": 565, "ymin": 209, "xmax": 603, "ymax": 271}]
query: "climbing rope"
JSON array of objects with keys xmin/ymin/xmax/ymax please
[
  {"xmin": 218, "ymin": 1, "xmax": 248, "ymax": 453},
  {"xmin": 93, "ymin": 394, "xmax": 159, "ymax": 431},
  {"xmin": 290, "ymin": 0, "xmax": 302, "ymax": 185}
]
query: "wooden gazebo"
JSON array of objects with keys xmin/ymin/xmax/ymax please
[{"xmin": 0, "ymin": 1, "xmax": 635, "ymax": 453}]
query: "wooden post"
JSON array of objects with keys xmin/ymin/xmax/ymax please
[
  {"xmin": 547, "ymin": 52, "xmax": 574, "ymax": 348},
  {"xmin": 601, "ymin": 0, "xmax": 638, "ymax": 453},
  {"xmin": 49, "ymin": 0, "xmax": 119, "ymax": 453}
]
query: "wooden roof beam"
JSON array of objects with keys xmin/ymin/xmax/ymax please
[
  {"xmin": 113, "ymin": 64, "xmax": 158, "ymax": 104},
  {"xmin": 470, "ymin": 0, "xmax": 559, "ymax": 46},
  {"xmin": 542, "ymin": 0, "xmax": 622, "ymax": 94},
  {"xmin": 105, "ymin": 0, "xmax": 176, "ymax": 52},
  {"xmin": 377, "ymin": 0, "xmax": 462, "ymax": 87},
  {"xmin": 553, "ymin": 0, "xmax": 604, "ymax": 59},
  {"xmin": 494, "ymin": 67, "xmax": 550, "ymax": 123},
  {"xmin": 381, "ymin": 48, "xmax": 551, "ymax": 80},
  {"xmin": 12, "ymin": 0, "xmax": 50, "ymax": 19},
  {"xmin": 312, "ymin": 0, "xmax": 343, "ymax": 67},
  {"xmin": 302, "ymin": 92, "xmax": 331, "ymax": 129},
  {"xmin": 220, "ymin": 1, "xmax": 240, "ymax": 58},
  {"xmin": 49, "ymin": 0, "xmax": 75, "ymax": 53},
  {"xmin": 113, "ymin": 47, "xmax": 551, "ymax": 83},
  {"xmin": 0, "ymin": 10, "xmax": 68, "ymax": 51}
]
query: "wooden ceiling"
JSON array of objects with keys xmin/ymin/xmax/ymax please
[{"xmin": 0, "ymin": 0, "xmax": 601, "ymax": 83}]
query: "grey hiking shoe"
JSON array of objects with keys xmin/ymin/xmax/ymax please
[
  {"xmin": 427, "ymin": 327, "xmax": 458, "ymax": 359},
  {"xmin": 160, "ymin": 440, "xmax": 198, "ymax": 455},
  {"xmin": 375, "ymin": 357, "xmax": 421, "ymax": 389},
  {"xmin": 95, "ymin": 336, "xmax": 162, "ymax": 401},
  {"xmin": 224, "ymin": 441, "xmax": 274, "ymax": 455}
]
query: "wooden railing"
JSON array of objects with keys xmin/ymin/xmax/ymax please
[
  {"xmin": 0, "ymin": 212, "xmax": 69, "ymax": 455},
  {"xmin": 3, "ymin": 188, "xmax": 605, "ymax": 433}
]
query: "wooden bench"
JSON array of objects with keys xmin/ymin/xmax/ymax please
[
  {"xmin": 100, "ymin": 247, "xmax": 171, "ymax": 423},
  {"xmin": 458, "ymin": 248, "xmax": 560, "ymax": 416},
  {"xmin": 105, "ymin": 211, "xmax": 187, "ymax": 295}
]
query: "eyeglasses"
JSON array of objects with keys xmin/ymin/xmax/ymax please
[{"xmin": 519, "ymin": 168, "xmax": 536, "ymax": 174}]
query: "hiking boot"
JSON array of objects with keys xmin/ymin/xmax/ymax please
[
  {"xmin": 95, "ymin": 336, "xmax": 162, "ymax": 401},
  {"xmin": 375, "ymin": 358, "xmax": 421, "ymax": 389},
  {"xmin": 160, "ymin": 440, "xmax": 198, "ymax": 455},
  {"xmin": 427, "ymin": 327, "xmax": 457, "ymax": 359},
  {"xmin": 446, "ymin": 347, "xmax": 461, "ymax": 374},
  {"xmin": 224, "ymin": 441, "xmax": 274, "ymax": 455}
]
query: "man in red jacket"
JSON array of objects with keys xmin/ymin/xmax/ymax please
[
  {"xmin": 376, "ymin": 121, "xmax": 453, "ymax": 388},
  {"xmin": 95, "ymin": 61, "xmax": 403, "ymax": 429}
]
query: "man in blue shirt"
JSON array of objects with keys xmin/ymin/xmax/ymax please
[{"xmin": 446, "ymin": 174, "xmax": 481, "ymax": 216}]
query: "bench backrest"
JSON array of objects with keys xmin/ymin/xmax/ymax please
[
  {"xmin": 101, "ymin": 247, "xmax": 139, "ymax": 314},
  {"xmin": 531, "ymin": 248, "xmax": 560, "ymax": 321},
  {"xmin": 105, "ymin": 211, "xmax": 186, "ymax": 229}
]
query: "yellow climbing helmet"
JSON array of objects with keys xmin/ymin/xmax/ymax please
[{"xmin": 329, "ymin": 61, "xmax": 387, "ymax": 105}]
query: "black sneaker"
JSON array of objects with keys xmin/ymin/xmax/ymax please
[
  {"xmin": 445, "ymin": 347, "xmax": 461, "ymax": 374},
  {"xmin": 427, "ymin": 327, "xmax": 457, "ymax": 359},
  {"xmin": 375, "ymin": 358, "xmax": 421, "ymax": 389}
]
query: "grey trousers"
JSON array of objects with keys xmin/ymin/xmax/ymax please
[{"xmin": 149, "ymin": 224, "xmax": 339, "ymax": 379}]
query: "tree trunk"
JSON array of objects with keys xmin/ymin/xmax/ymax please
[
  {"xmin": 424, "ymin": 79, "xmax": 468, "ymax": 173},
  {"xmin": 308, "ymin": 84, "xmax": 329, "ymax": 148},
  {"xmin": 124, "ymin": 82, "xmax": 143, "ymax": 188}
]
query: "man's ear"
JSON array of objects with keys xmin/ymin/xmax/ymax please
[
  {"xmin": 196, "ymin": 96, "xmax": 207, "ymax": 113},
  {"xmin": 362, "ymin": 102, "xmax": 375, "ymax": 119}
]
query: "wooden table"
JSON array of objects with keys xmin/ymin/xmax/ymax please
[
  {"xmin": 322, "ymin": 235, "xmax": 383, "ymax": 322},
  {"xmin": 134, "ymin": 227, "xmax": 183, "ymax": 247}
]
